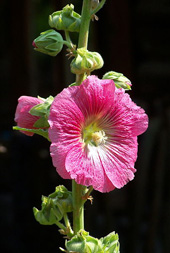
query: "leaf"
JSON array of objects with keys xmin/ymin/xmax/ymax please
[{"xmin": 13, "ymin": 126, "xmax": 50, "ymax": 141}]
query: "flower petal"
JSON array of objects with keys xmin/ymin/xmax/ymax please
[
  {"xmin": 114, "ymin": 88, "xmax": 148, "ymax": 136},
  {"xmin": 65, "ymin": 144, "xmax": 115, "ymax": 192},
  {"xmin": 49, "ymin": 87, "xmax": 85, "ymax": 179},
  {"xmin": 15, "ymin": 96, "xmax": 43, "ymax": 136}
]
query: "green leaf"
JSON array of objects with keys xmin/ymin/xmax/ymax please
[{"xmin": 13, "ymin": 126, "xmax": 50, "ymax": 141}]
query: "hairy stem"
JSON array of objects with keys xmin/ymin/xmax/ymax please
[
  {"xmin": 75, "ymin": 0, "xmax": 92, "ymax": 85},
  {"xmin": 72, "ymin": 180, "xmax": 85, "ymax": 234}
]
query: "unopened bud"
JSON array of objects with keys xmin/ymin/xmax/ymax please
[
  {"xmin": 71, "ymin": 48, "xmax": 104, "ymax": 75},
  {"xmin": 33, "ymin": 185, "xmax": 73, "ymax": 226},
  {"xmin": 65, "ymin": 230, "xmax": 103, "ymax": 253},
  {"xmin": 102, "ymin": 71, "xmax": 132, "ymax": 90},
  {"xmin": 33, "ymin": 29, "xmax": 64, "ymax": 56},
  {"xmin": 49, "ymin": 4, "xmax": 81, "ymax": 33}
]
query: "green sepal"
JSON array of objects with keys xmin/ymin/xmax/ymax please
[
  {"xmin": 29, "ymin": 95, "xmax": 54, "ymax": 128},
  {"xmin": 100, "ymin": 232, "xmax": 120, "ymax": 252},
  {"xmin": 33, "ymin": 116, "xmax": 49, "ymax": 128},
  {"xmin": 33, "ymin": 197, "xmax": 61, "ymax": 225},
  {"xmin": 13, "ymin": 126, "xmax": 50, "ymax": 141},
  {"xmin": 49, "ymin": 4, "xmax": 81, "ymax": 33},
  {"xmin": 102, "ymin": 71, "xmax": 132, "ymax": 90},
  {"xmin": 69, "ymin": 82, "xmax": 76, "ymax": 87},
  {"xmin": 30, "ymin": 95, "xmax": 54, "ymax": 117},
  {"xmin": 33, "ymin": 29, "xmax": 64, "ymax": 56},
  {"xmin": 33, "ymin": 185, "xmax": 73, "ymax": 226},
  {"xmin": 71, "ymin": 48, "xmax": 104, "ymax": 75},
  {"xmin": 63, "ymin": 230, "xmax": 120, "ymax": 253},
  {"xmin": 65, "ymin": 230, "xmax": 103, "ymax": 253}
]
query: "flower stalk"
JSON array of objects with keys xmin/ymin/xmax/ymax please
[
  {"xmin": 72, "ymin": 180, "xmax": 85, "ymax": 234},
  {"xmin": 72, "ymin": 0, "xmax": 93, "ymax": 235},
  {"xmin": 76, "ymin": 0, "xmax": 92, "ymax": 85}
]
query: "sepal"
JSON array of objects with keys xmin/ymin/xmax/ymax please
[
  {"xmin": 33, "ymin": 30, "xmax": 64, "ymax": 56},
  {"xmin": 49, "ymin": 4, "xmax": 81, "ymax": 33},
  {"xmin": 100, "ymin": 231, "xmax": 120, "ymax": 252},
  {"xmin": 29, "ymin": 95, "xmax": 54, "ymax": 128},
  {"xmin": 102, "ymin": 71, "xmax": 132, "ymax": 90},
  {"xmin": 61, "ymin": 230, "xmax": 120, "ymax": 253},
  {"xmin": 70, "ymin": 48, "xmax": 104, "ymax": 75},
  {"xmin": 64, "ymin": 230, "xmax": 103, "ymax": 253},
  {"xmin": 33, "ymin": 185, "xmax": 73, "ymax": 225}
]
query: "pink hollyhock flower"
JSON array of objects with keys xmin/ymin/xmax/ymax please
[
  {"xmin": 15, "ymin": 96, "xmax": 43, "ymax": 136},
  {"xmin": 48, "ymin": 76, "xmax": 148, "ymax": 192}
]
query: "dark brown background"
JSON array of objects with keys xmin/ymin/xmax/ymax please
[{"xmin": 0, "ymin": 0, "xmax": 170, "ymax": 252}]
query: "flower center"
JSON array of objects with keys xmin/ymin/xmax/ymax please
[{"xmin": 82, "ymin": 122, "xmax": 107, "ymax": 147}]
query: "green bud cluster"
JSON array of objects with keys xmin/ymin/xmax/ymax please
[
  {"xmin": 60, "ymin": 230, "xmax": 120, "ymax": 253},
  {"xmin": 33, "ymin": 30, "xmax": 64, "ymax": 57},
  {"xmin": 49, "ymin": 4, "xmax": 81, "ymax": 33},
  {"xmin": 71, "ymin": 48, "xmax": 104, "ymax": 75},
  {"xmin": 103, "ymin": 71, "xmax": 132, "ymax": 90},
  {"xmin": 33, "ymin": 185, "xmax": 73, "ymax": 225}
]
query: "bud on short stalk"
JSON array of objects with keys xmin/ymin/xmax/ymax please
[
  {"xmin": 49, "ymin": 4, "xmax": 81, "ymax": 33},
  {"xmin": 71, "ymin": 48, "xmax": 104, "ymax": 75},
  {"xmin": 103, "ymin": 71, "xmax": 132, "ymax": 90},
  {"xmin": 33, "ymin": 185, "xmax": 73, "ymax": 225},
  {"xmin": 62, "ymin": 230, "xmax": 120, "ymax": 253},
  {"xmin": 33, "ymin": 29, "xmax": 64, "ymax": 56}
]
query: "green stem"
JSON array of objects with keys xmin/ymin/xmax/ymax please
[
  {"xmin": 64, "ymin": 31, "xmax": 74, "ymax": 48},
  {"xmin": 78, "ymin": 0, "xmax": 91, "ymax": 48},
  {"xmin": 72, "ymin": 180, "xmax": 85, "ymax": 234},
  {"xmin": 63, "ymin": 214, "xmax": 74, "ymax": 237},
  {"xmin": 75, "ymin": 0, "xmax": 92, "ymax": 85},
  {"xmin": 55, "ymin": 220, "xmax": 67, "ymax": 231}
]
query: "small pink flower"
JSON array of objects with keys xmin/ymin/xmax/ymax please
[
  {"xmin": 48, "ymin": 76, "xmax": 148, "ymax": 192},
  {"xmin": 15, "ymin": 96, "xmax": 43, "ymax": 136}
]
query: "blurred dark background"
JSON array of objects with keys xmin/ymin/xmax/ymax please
[{"xmin": 0, "ymin": 0, "xmax": 170, "ymax": 252}]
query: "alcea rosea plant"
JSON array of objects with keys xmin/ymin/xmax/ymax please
[{"xmin": 14, "ymin": 1, "xmax": 148, "ymax": 252}]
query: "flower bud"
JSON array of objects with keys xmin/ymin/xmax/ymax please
[
  {"xmin": 33, "ymin": 186, "xmax": 73, "ymax": 226},
  {"xmin": 63, "ymin": 230, "xmax": 120, "ymax": 253},
  {"xmin": 33, "ymin": 29, "xmax": 64, "ymax": 56},
  {"xmin": 14, "ymin": 95, "xmax": 54, "ymax": 139},
  {"xmin": 100, "ymin": 231, "xmax": 120, "ymax": 252},
  {"xmin": 65, "ymin": 230, "xmax": 103, "ymax": 253},
  {"xmin": 49, "ymin": 4, "xmax": 81, "ymax": 33},
  {"xmin": 14, "ymin": 96, "xmax": 44, "ymax": 136},
  {"xmin": 70, "ymin": 48, "xmax": 104, "ymax": 75},
  {"xmin": 102, "ymin": 71, "xmax": 132, "ymax": 90}
]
